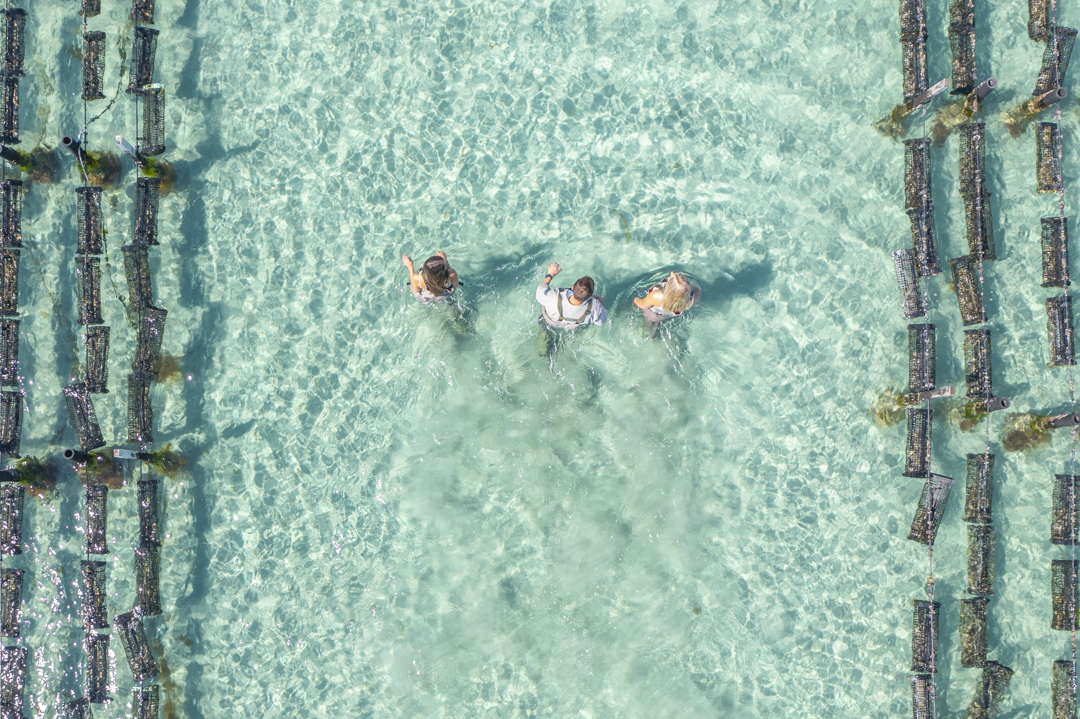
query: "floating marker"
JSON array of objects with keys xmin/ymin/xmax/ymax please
[
  {"xmin": 965, "ymin": 453, "xmax": 994, "ymax": 524},
  {"xmin": 909, "ymin": 474, "xmax": 953, "ymax": 545},
  {"xmin": 85, "ymin": 484, "xmax": 108, "ymax": 555}
]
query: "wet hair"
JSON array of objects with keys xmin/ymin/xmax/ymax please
[
  {"xmin": 421, "ymin": 256, "xmax": 451, "ymax": 295},
  {"xmin": 572, "ymin": 276, "xmax": 595, "ymax": 302},
  {"xmin": 660, "ymin": 272, "xmax": 698, "ymax": 314}
]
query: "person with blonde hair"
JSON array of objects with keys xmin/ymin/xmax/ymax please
[
  {"xmin": 402, "ymin": 250, "xmax": 460, "ymax": 305},
  {"xmin": 633, "ymin": 271, "xmax": 700, "ymax": 325}
]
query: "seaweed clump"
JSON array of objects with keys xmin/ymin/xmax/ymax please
[
  {"xmin": 145, "ymin": 443, "xmax": 186, "ymax": 478},
  {"xmin": 947, "ymin": 400, "xmax": 987, "ymax": 432},
  {"xmin": 2, "ymin": 146, "xmax": 59, "ymax": 184},
  {"xmin": 872, "ymin": 387, "xmax": 907, "ymax": 427},
  {"xmin": 141, "ymin": 157, "xmax": 175, "ymax": 195},
  {"xmin": 11, "ymin": 456, "xmax": 56, "ymax": 499},
  {"xmin": 76, "ymin": 451, "xmax": 123, "ymax": 489},
  {"xmin": 154, "ymin": 352, "xmax": 182, "ymax": 383},
  {"xmin": 1002, "ymin": 413, "xmax": 1054, "ymax": 452},
  {"xmin": 82, "ymin": 151, "xmax": 121, "ymax": 188}
]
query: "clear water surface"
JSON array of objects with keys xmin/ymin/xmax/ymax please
[{"xmin": 6, "ymin": 0, "xmax": 1080, "ymax": 716}]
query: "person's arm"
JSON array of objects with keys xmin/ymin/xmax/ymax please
[
  {"xmin": 402, "ymin": 254, "xmax": 421, "ymax": 292},
  {"xmin": 633, "ymin": 287, "xmax": 663, "ymax": 309},
  {"xmin": 537, "ymin": 262, "xmax": 561, "ymax": 301}
]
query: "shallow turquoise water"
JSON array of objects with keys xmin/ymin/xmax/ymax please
[{"xmin": 6, "ymin": 0, "xmax": 1080, "ymax": 716}]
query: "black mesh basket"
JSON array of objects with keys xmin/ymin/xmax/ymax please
[
  {"xmin": 909, "ymin": 323, "xmax": 936, "ymax": 394},
  {"xmin": 1030, "ymin": 0, "xmax": 1051, "ymax": 41},
  {"xmin": 0, "ymin": 390, "xmax": 21, "ymax": 458},
  {"xmin": 115, "ymin": 610, "xmax": 159, "ymax": 684},
  {"xmin": 964, "ymin": 192, "xmax": 995, "ymax": 261},
  {"xmin": 911, "ymin": 673, "xmax": 936, "ymax": 719},
  {"xmin": 64, "ymin": 382, "xmax": 105, "ymax": 451},
  {"xmin": 127, "ymin": 26, "xmax": 158, "ymax": 94},
  {"xmin": 85, "ymin": 325, "xmax": 109, "ymax": 394},
  {"xmin": 134, "ymin": 685, "xmax": 160, "ymax": 719},
  {"xmin": 1053, "ymin": 659, "xmax": 1077, "ymax": 719},
  {"xmin": 911, "ymin": 599, "xmax": 940, "ymax": 674},
  {"xmin": 133, "ymin": 307, "xmax": 167, "ymax": 375},
  {"xmin": 1043, "ymin": 217, "xmax": 1070, "ymax": 288},
  {"xmin": 900, "ymin": 0, "xmax": 927, "ymax": 38},
  {"xmin": 948, "ymin": 0, "xmax": 977, "ymax": 95},
  {"xmin": 134, "ymin": 177, "xmax": 160, "ymax": 246},
  {"xmin": 964, "ymin": 330, "xmax": 993, "ymax": 399},
  {"xmin": 85, "ymin": 484, "xmax": 108, "ymax": 555},
  {"xmin": 82, "ymin": 31, "xmax": 105, "ymax": 102},
  {"xmin": 1, "ymin": 9, "xmax": 26, "ymax": 80},
  {"xmin": 1053, "ymin": 474, "xmax": 1080, "ymax": 545},
  {"xmin": 960, "ymin": 123, "xmax": 987, "ymax": 199},
  {"xmin": 1035, "ymin": 27, "xmax": 1079, "ymax": 95},
  {"xmin": 79, "ymin": 560, "xmax": 107, "ymax": 633},
  {"xmin": 138, "ymin": 478, "xmax": 160, "ymax": 548},
  {"xmin": 905, "ymin": 138, "xmax": 932, "ymax": 210},
  {"xmin": 0, "ymin": 319, "xmax": 17, "ymax": 387},
  {"xmin": 127, "ymin": 371, "xmax": 153, "ymax": 445},
  {"xmin": 122, "ymin": 244, "xmax": 154, "ymax": 312},
  {"xmin": 0, "ymin": 77, "xmax": 17, "ymax": 145},
  {"xmin": 86, "ymin": 632, "xmax": 110, "ymax": 704},
  {"xmin": 0, "ymin": 644, "xmax": 26, "ymax": 718},
  {"xmin": 966, "ymin": 662, "xmax": 1014, "ymax": 719},
  {"xmin": 81, "ymin": 0, "xmax": 101, "ymax": 18},
  {"xmin": 0, "ymin": 566, "xmax": 21, "ymax": 638},
  {"xmin": 966, "ymin": 524, "xmax": 995, "ymax": 596},
  {"xmin": 908, "ymin": 203, "xmax": 942, "ymax": 277},
  {"xmin": 965, "ymin": 453, "xmax": 995, "ymax": 524},
  {"xmin": 904, "ymin": 407, "xmax": 932, "ymax": 478},
  {"xmin": 139, "ymin": 85, "xmax": 165, "ymax": 156},
  {"xmin": 950, "ymin": 255, "xmax": 985, "ymax": 326},
  {"xmin": 0, "ymin": 248, "xmax": 19, "ymax": 317},
  {"xmin": 76, "ymin": 186, "xmax": 104, "ymax": 256},
  {"xmin": 132, "ymin": 0, "xmax": 155, "ymax": 24},
  {"xmin": 895, "ymin": 249, "xmax": 927, "ymax": 320},
  {"xmin": 1048, "ymin": 295, "xmax": 1077, "ymax": 367},
  {"xmin": 1038, "ymin": 122, "xmax": 1063, "ymax": 193},
  {"xmin": 0, "ymin": 179, "xmax": 20, "ymax": 249},
  {"xmin": 76, "ymin": 255, "xmax": 103, "ymax": 326},
  {"xmin": 909, "ymin": 474, "xmax": 954, "ymax": 545},
  {"xmin": 902, "ymin": 35, "xmax": 929, "ymax": 103},
  {"xmin": 0, "ymin": 484, "xmax": 22, "ymax": 555},
  {"xmin": 960, "ymin": 596, "xmax": 988, "ymax": 668},
  {"xmin": 1053, "ymin": 559, "xmax": 1079, "ymax": 630},
  {"xmin": 62, "ymin": 698, "xmax": 91, "ymax": 719},
  {"xmin": 135, "ymin": 543, "xmax": 161, "ymax": 616}
]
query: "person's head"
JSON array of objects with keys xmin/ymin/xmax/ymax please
[
  {"xmin": 572, "ymin": 276, "xmax": 595, "ymax": 302},
  {"xmin": 421, "ymin": 255, "xmax": 451, "ymax": 294},
  {"xmin": 660, "ymin": 271, "xmax": 698, "ymax": 314}
]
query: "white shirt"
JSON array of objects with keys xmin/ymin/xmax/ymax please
[{"xmin": 536, "ymin": 284, "xmax": 608, "ymax": 329}]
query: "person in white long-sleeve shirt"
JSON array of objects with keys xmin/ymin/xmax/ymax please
[{"xmin": 535, "ymin": 262, "xmax": 608, "ymax": 331}]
